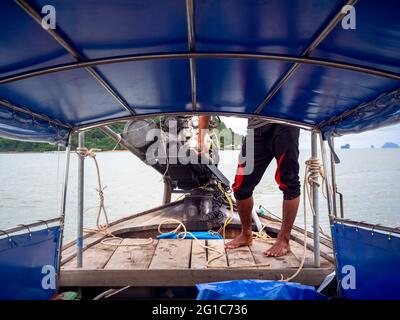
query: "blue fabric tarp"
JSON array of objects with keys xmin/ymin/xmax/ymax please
[
  {"xmin": 0, "ymin": 101, "xmax": 70, "ymax": 146},
  {"xmin": 322, "ymin": 88, "xmax": 400, "ymax": 140},
  {"xmin": 157, "ymin": 231, "xmax": 222, "ymax": 240},
  {"xmin": 0, "ymin": 226, "xmax": 61, "ymax": 300},
  {"xmin": 196, "ymin": 280, "xmax": 327, "ymax": 300},
  {"xmin": 331, "ymin": 221, "xmax": 400, "ymax": 299}
]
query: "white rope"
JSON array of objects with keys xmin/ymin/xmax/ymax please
[
  {"xmin": 281, "ymin": 156, "xmax": 325, "ymax": 282},
  {"xmin": 76, "ymin": 147, "xmax": 109, "ymax": 231},
  {"xmin": 77, "ymin": 147, "xmax": 153, "ymax": 247}
]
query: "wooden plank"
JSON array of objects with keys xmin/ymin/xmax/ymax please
[
  {"xmin": 104, "ymin": 239, "xmax": 158, "ymax": 270},
  {"xmin": 60, "ymin": 267, "xmax": 334, "ymax": 287},
  {"xmin": 63, "ymin": 239, "xmax": 122, "ymax": 270},
  {"xmin": 290, "ymin": 241, "xmax": 331, "ymax": 268},
  {"xmin": 190, "ymin": 240, "xmax": 207, "ymax": 269},
  {"xmin": 62, "ymin": 200, "xmax": 184, "ymax": 251},
  {"xmin": 149, "ymin": 239, "xmax": 192, "ymax": 269},
  {"xmin": 206, "ymin": 240, "xmax": 228, "ymax": 268},
  {"xmin": 226, "ymin": 244, "xmax": 256, "ymax": 268},
  {"xmin": 249, "ymin": 239, "xmax": 298, "ymax": 269},
  {"xmin": 261, "ymin": 218, "xmax": 334, "ymax": 256}
]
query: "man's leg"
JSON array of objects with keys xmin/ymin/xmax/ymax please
[
  {"xmin": 225, "ymin": 129, "xmax": 272, "ymax": 249},
  {"xmin": 264, "ymin": 125, "xmax": 301, "ymax": 257},
  {"xmin": 264, "ymin": 197, "xmax": 299, "ymax": 256},
  {"xmin": 225, "ymin": 196, "xmax": 254, "ymax": 249}
]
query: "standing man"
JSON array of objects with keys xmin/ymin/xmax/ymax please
[{"xmin": 198, "ymin": 116, "xmax": 300, "ymax": 257}]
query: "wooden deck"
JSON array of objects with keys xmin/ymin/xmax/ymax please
[{"xmin": 60, "ymin": 201, "xmax": 334, "ymax": 287}]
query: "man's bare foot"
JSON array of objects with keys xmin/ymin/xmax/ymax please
[
  {"xmin": 225, "ymin": 233, "xmax": 252, "ymax": 249},
  {"xmin": 264, "ymin": 239, "xmax": 290, "ymax": 257}
]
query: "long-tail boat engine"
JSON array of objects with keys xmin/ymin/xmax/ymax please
[{"xmin": 122, "ymin": 116, "xmax": 235, "ymax": 228}]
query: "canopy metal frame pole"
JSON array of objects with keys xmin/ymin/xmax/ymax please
[
  {"xmin": 311, "ymin": 131, "xmax": 320, "ymax": 268},
  {"xmin": 163, "ymin": 178, "xmax": 173, "ymax": 205},
  {"xmin": 99, "ymin": 126, "xmax": 146, "ymax": 161},
  {"xmin": 329, "ymin": 137, "xmax": 339, "ymax": 218},
  {"xmin": 318, "ymin": 133, "xmax": 334, "ymax": 218},
  {"xmin": 57, "ymin": 135, "xmax": 72, "ymax": 283},
  {"xmin": 2, "ymin": 51, "xmax": 399, "ymax": 86},
  {"xmin": 77, "ymin": 131, "xmax": 85, "ymax": 267},
  {"xmin": 186, "ymin": 0, "xmax": 197, "ymax": 111}
]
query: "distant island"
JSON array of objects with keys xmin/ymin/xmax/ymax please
[
  {"xmin": 341, "ymin": 143, "xmax": 350, "ymax": 149},
  {"xmin": 382, "ymin": 142, "xmax": 399, "ymax": 149}
]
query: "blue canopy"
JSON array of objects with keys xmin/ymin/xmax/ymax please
[{"xmin": 0, "ymin": 0, "xmax": 399, "ymax": 145}]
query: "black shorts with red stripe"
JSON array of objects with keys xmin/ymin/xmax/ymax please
[{"xmin": 232, "ymin": 124, "xmax": 300, "ymax": 201}]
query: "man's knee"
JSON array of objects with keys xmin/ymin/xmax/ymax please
[
  {"xmin": 282, "ymin": 179, "xmax": 301, "ymax": 200},
  {"xmin": 233, "ymin": 189, "xmax": 253, "ymax": 201}
]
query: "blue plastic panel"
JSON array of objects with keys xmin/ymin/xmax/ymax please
[
  {"xmin": 331, "ymin": 222, "xmax": 400, "ymax": 299},
  {"xmin": 0, "ymin": 226, "xmax": 61, "ymax": 300}
]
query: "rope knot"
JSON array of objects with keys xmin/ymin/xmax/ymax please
[
  {"xmin": 76, "ymin": 147, "xmax": 102, "ymax": 158},
  {"xmin": 305, "ymin": 157, "xmax": 324, "ymax": 188}
]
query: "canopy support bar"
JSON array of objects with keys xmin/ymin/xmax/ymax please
[
  {"xmin": 319, "ymin": 132, "xmax": 334, "ymax": 219},
  {"xmin": 77, "ymin": 131, "xmax": 85, "ymax": 268},
  {"xmin": 2, "ymin": 52, "xmax": 399, "ymax": 86},
  {"xmin": 186, "ymin": 0, "xmax": 197, "ymax": 111},
  {"xmin": 311, "ymin": 132, "xmax": 320, "ymax": 268},
  {"xmin": 329, "ymin": 137, "xmax": 339, "ymax": 218},
  {"xmin": 163, "ymin": 178, "xmax": 173, "ymax": 205},
  {"xmin": 254, "ymin": 0, "xmax": 358, "ymax": 114},
  {"xmin": 81, "ymin": 112, "xmax": 314, "ymax": 132},
  {"xmin": 99, "ymin": 126, "xmax": 146, "ymax": 161},
  {"xmin": 57, "ymin": 136, "xmax": 71, "ymax": 283},
  {"xmin": 14, "ymin": 0, "xmax": 136, "ymax": 116}
]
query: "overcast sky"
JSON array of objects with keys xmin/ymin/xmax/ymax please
[{"xmin": 221, "ymin": 116, "xmax": 400, "ymax": 149}]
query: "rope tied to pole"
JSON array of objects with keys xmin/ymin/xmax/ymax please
[
  {"xmin": 304, "ymin": 157, "xmax": 330, "ymax": 238},
  {"xmin": 76, "ymin": 147, "xmax": 109, "ymax": 231},
  {"xmin": 304, "ymin": 157, "xmax": 326, "ymax": 216},
  {"xmin": 77, "ymin": 147, "xmax": 153, "ymax": 246},
  {"xmin": 280, "ymin": 156, "xmax": 327, "ymax": 282}
]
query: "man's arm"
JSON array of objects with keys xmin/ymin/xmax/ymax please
[{"xmin": 197, "ymin": 116, "xmax": 210, "ymax": 153}]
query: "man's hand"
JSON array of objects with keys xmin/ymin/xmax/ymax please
[{"xmin": 197, "ymin": 116, "xmax": 211, "ymax": 154}]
